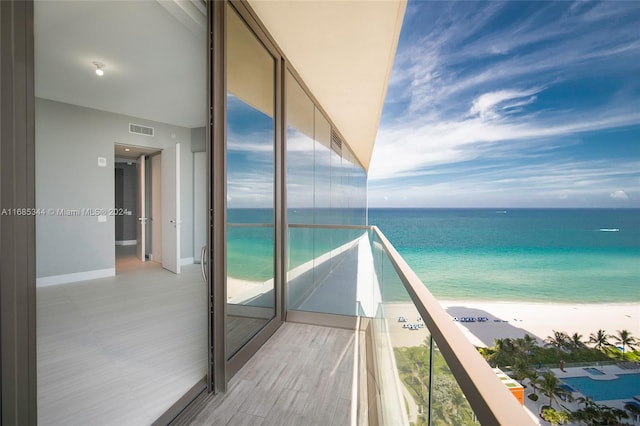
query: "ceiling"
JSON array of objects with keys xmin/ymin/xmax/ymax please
[
  {"xmin": 248, "ymin": 0, "xmax": 406, "ymax": 170},
  {"xmin": 34, "ymin": 0, "xmax": 207, "ymax": 129},
  {"xmin": 34, "ymin": 0, "xmax": 406, "ymax": 170},
  {"xmin": 114, "ymin": 144, "xmax": 160, "ymax": 162}
]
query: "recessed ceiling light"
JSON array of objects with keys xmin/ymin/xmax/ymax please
[
  {"xmin": 92, "ymin": 61, "xmax": 104, "ymax": 76},
  {"xmin": 124, "ymin": 148, "xmax": 131, "ymax": 152}
]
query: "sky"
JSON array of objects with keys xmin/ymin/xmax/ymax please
[{"xmin": 368, "ymin": 0, "xmax": 640, "ymax": 208}]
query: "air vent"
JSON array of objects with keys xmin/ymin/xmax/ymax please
[
  {"xmin": 331, "ymin": 130, "xmax": 342, "ymax": 154},
  {"xmin": 129, "ymin": 123, "xmax": 154, "ymax": 137}
]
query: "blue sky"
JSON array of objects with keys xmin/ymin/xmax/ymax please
[{"xmin": 368, "ymin": 0, "xmax": 640, "ymax": 208}]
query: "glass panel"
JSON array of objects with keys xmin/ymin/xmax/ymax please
[
  {"xmin": 286, "ymin": 71, "xmax": 315, "ymax": 309},
  {"xmin": 34, "ymin": 1, "xmax": 207, "ymax": 423},
  {"xmin": 314, "ymin": 109, "xmax": 332, "ymax": 223},
  {"xmin": 330, "ymin": 147, "xmax": 343, "ymax": 227},
  {"xmin": 226, "ymin": 4, "xmax": 276, "ymax": 359},
  {"xmin": 431, "ymin": 340, "xmax": 479, "ymax": 425},
  {"xmin": 369, "ymin": 230, "xmax": 481, "ymax": 425},
  {"xmin": 369, "ymin": 230, "xmax": 426, "ymax": 424},
  {"xmin": 285, "ymin": 78, "xmax": 368, "ymax": 315},
  {"xmin": 313, "ymin": 110, "xmax": 333, "ymax": 285}
]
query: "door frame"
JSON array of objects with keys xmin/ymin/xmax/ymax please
[
  {"xmin": 136, "ymin": 154, "xmax": 146, "ymax": 262},
  {"xmin": 209, "ymin": 0, "xmax": 226, "ymax": 393},
  {"xmin": 114, "ymin": 144, "xmax": 162, "ymax": 269},
  {"xmin": 0, "ymin": 1, "xmax": 37, "ymax": 423},
  {"xmin": 209, "ymin": 0, "xmax": 287, "ymax": 391}
]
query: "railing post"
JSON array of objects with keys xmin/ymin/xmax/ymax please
[{"xmin": 427, "ymin": 335, "xmax": 434, "ymax": 426}]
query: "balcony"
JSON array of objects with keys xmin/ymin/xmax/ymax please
[{"xmin": 173, "ymin": 226, "xmax": 535, "ymax": 425}]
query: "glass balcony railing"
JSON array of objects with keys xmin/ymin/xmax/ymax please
[
  {"xmin": 287, "ymin": 224, "xmax": 368, "ymax": 316},
  {"xmin": 286, "ymin": 224, "xmax": 534, "ymax": 425}
]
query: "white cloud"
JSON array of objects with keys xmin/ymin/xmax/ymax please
[
  {"xmin": 385, "ymin": 1, "xmax": 640, "ymax": 121},
  {"xmin": 369, "ymin": 159, "xmax": 640, "ymax": 208},
  {"xmin": 610, "ymin": 190, "xmax": 629, "ymax": 200},
  {"xmin": 370, "ymin": 2, "xmax": 640, "ymax": 207},
  {"xmin": 370, "ymin": 106, "xmax": 640, "ymax": 181},
  {"xmin": 469, "ymin": 89, "xmax": 540, "ymax": 120}
]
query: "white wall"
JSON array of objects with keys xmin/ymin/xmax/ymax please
[{"xmin": 36, "ymin": 98, "xmax": 196, "ymax": 285}]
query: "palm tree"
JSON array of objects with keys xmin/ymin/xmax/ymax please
[
  {"xmin": 569, "ymin": 332, "xmax": 585, "ymax": 351},
  {"xmin": 624, "ymin": 402, "xmax": 640, "ymax": 423},
  {"xmin": 611, "ymin": 329, "xmax": 638, "ymax": 360},
  {"xmin": 538, "ymin": 371, "xmax": 570, "ymax": 409},
  {"xmin": 545, "ymin": 331, "xmax": 569, "ymax": 355},
  {"xmin": 492, "ymin": 337, "xmax": 515, "ymax": 368},
  {"xmin": 511, "ymin": 357, "xmax": 534, "ymax": 383},
  {"xmin": 515, "ymin": 334, "xmax": 538, "ymax": 356},
  {"xmin": 606, "ymin": 407, "xmax": 630, "ymax": 424},
  {"xmin": 571, "ymin": 396, "xmax": 629, "ymax": 425},
  {"xmin": 528, "ymin": 372, "xmax": 542, "ymax": 399},
  {"xmin": 570, "ymin": 396, "xmax": 597, "ymax": 424},
  {"xmin": 589, "ymin": 329, "xmax": 610, "ymax": 351},
  {"xmin": 494, "ymin": 337, "xmax": 515, "ymax": 353}
]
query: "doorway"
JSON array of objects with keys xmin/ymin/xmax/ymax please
[
  {"xmin": 114, "ymin": 144, "xmax": 160, "ymax": 272},
  {"xmin": 113, "ymin": 142, "xmax": 182, "ymax": 275}
]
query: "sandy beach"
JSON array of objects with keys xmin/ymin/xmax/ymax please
[{"xmin": 384, "ymin": 301, "xmax": 640, "ymax": 348}]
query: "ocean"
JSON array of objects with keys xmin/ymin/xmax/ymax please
[
  {"xmin": 369, "ymin": 208, "xmax": 640, "ymax": 303},
  {"xmin": 228, "ymin": 208, "xmax": 639, "ymax": 303}
]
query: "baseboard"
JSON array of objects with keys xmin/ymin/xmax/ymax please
[
  {"xmin": 115, "ymin": 240, "xmax": 137, "ymax": 246},
  {"xmin": 36, "ymin": 268, "xmax": 116, "ymax": 287},
  {"xmin": 180, "ymin": 257, "xmax": 194, "ymax": 266}
]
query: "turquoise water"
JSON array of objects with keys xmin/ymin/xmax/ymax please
[
  {"xmin": 228, "ymin": 208, "xmax": 366, "ymax": 281},
  {"xmin": 228, "ymin": 208, "xmax": 639, "ymax": 303},
  {"xmin": 369, "ymin": 208, "xmax": 640, "ymax": 303},
  {"xmin": 584, "ymin": 367, "xmax": 606, "ymax": 376},
  {"xmin": 562, "ymin": 373, "xmax": 640, "ymax": 401}
]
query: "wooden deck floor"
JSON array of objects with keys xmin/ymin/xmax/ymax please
[{"xmin": 186, "ymin": 323, "xmax": 356, "ymax": 426}]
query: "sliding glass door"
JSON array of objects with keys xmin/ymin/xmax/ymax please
[
  {"xmin": 34, "ymin": 1, "xmax": 208, "ymax": 423},
  {"xmin": 225, "ymin": 3, "xmax": 278, "ymax": 360}
]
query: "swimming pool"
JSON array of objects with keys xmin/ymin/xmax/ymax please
[
  {"xmin": 562, "ymin": 373, "xmax": 640, "ymax": 401},
  {"xmin": 583, "ymin": 367, "xmax": 605, "ymax": 375}
]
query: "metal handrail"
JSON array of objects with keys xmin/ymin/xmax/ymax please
[
  {"xmin": 371, "ymin": 226, "xmax": 534, "ymax": 425},
  {"xmin": 288, "ymin": 223, "xmax": 371, "ymax": 230},
  {"xmin": 228, "ymin": 223, "xmax": 273, "ymax": 228}
]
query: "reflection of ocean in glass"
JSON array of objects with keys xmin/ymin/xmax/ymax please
[
  {"xmin": 227, "ymin": 226, "xmax": 274, "ymax": 282},
  {"xmin": 228, "ymin": 208, "xmax": 366, "ymax": 281}
]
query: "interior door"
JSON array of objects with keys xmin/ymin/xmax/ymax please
[
  {"xmin": 162, "ymin": 143, "xmax": 181, "ymax": 274},
  {"xmin": 136, "ymin": 154, "xmax": 146, "ymax": 262},
  {"xmin": 151, "ymin": 153, "xmax": 163, "ymax": 263}
]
